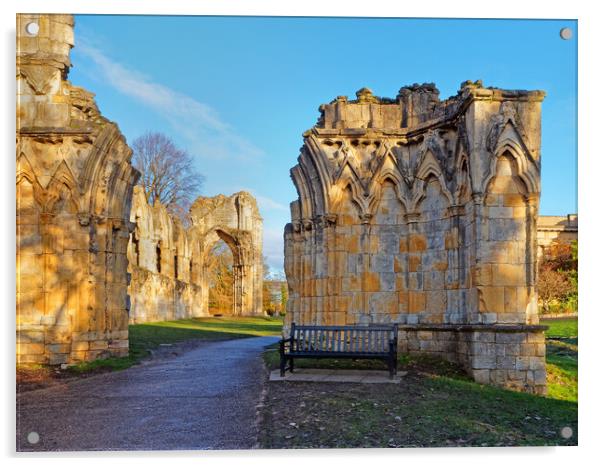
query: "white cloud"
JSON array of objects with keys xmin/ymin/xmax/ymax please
[
  {"xmin": 76, "ymin": 40, "xmax": 263, "ymax": 161},
  {"xmin": 263, "ymin": 227, "xmax": 285, "ymax": 274},
  {"xmin": 253, "ymin": 193, "xmax": 289, "ymax": 213}
]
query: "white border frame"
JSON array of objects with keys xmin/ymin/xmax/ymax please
[{"xmin": 2, "ymin": 1, "xmax": 599, "ymax": 464}]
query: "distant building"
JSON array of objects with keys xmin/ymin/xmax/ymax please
[{"xmin": 537, "ymin": 214, "xmax": 578, "ymax": 258}]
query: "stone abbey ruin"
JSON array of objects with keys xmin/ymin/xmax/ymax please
[
  {"xmin": 128, "ymin": 188, "xmax": 263, "ymax": 323},
  {"xmin": 17, "ymin": 14, "xmax": 548, "ymax": 393},
  {"xmin": 16, "ymin": 14, "xmax": 263, "ymax": 366},
  {"xmin": 284, "ymin": 83, "xmax": 547, "ymax": 393}
]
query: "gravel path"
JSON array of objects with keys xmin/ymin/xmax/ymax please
[{"xmin": 17, "ymin": 336, "xmax": 279, "ymax": 451}]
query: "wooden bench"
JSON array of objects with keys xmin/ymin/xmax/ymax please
[{"xmin": 279, "ymin": 323, "xmax": 399, "ymax": 378}]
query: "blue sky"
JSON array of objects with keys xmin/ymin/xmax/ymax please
[{"xmin": 69, "ymin": 15, "xmax": 577, "ymax": 275}]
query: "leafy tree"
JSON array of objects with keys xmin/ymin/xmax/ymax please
[
  {"xmin": 566, "ymin": 240, "xmax": 578, "ymax": 311},
  {"xmin": 537, "ymin": 239, "xmax": 578, "ymax": 314},
  {"xmin": 280, "ymin": 282, "xmax": 288, "ymax": 316},
  {"xmin": 206, "ymin": 240, "xmax": 233, "ymax": 314},
  {"xmin": 132, "ymin": 132, "xmax": 204, "ymax": 221},
  {"xmin": 537, "ymin": 268, "xmax": 574, "ymax": 313},
  {"xmin": 542, "ymin": 242, "xmax": 576, "ymax": 272}
]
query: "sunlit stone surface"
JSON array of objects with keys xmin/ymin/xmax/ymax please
[
  {"xmin": 128, "ymin": 189, "xmax": 264, "ymax": 323},
  {"xmin": 17, "ymin": 14, "xmax": 139, "ymax": 364},
  {"xmin": 284, "ymin": 83, "xmax": 547, "ymax": 393}
]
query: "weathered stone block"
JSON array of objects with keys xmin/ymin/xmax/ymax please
[
  {"xmin": 408, "ymin": 291, "xmax": 426, "ymax": 313},
  {"xmin": 516, "ymin": 356, "xmax": 530, "ymax": 370},
  {"xmin": 380, "ymin": 273, "xmax": 396, "ymax": 292},
  {"xmin": 496, "ymin": 332, "xmax": 526, "ymax": 344},
  {"xmin": 90, "ymin": 340, "xmax": 109, "ymax": 351},
  {"xmin": 497, "ymin": 356, "xmax": 517, "ymax": 370},
  {"xmin": 529, "ymin": 356, "xmax": 545, "ymax": 371},
  {"xmin": 533, "ymin": 369, "xmax": 547, "ymax": 385},
  {"xmin": 18, "ymin": 342, "xmax": 45, "ymax": 355},
  {"xmin": 48, "ymin": 353, "xmax": 69, "ymax": 365},
  {"xmin": 426, "ymin": 290, "xmax": 446, "ymax": 312},
  {"xmin": 472, "ymin": 355, "xmax": 497, "ymax": 370},
  {"xmin": 47, "ymin": 343, "xmax": 70, "ymax": 354},
  {"xmin": 363, "ymin": 272, "xmax": 381, "ymax": 292}
]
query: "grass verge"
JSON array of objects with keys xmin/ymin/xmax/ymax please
[
  {"xmin": 17, "ymin": 316, "xmax": 283, "ymax": 385},
  {"xmin": 542, "ymin": 317, "xmax": 577, "ymax": 402},
  {"xmin": 70, "ymin": 316, "xmax": 283, "ymax": 373}
]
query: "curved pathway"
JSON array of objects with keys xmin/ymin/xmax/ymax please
[{"xmin": 17, "ymin": 336, "xmax": 279, "ymax": 451}]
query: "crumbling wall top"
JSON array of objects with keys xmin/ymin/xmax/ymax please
[
  {"xmin": 17, "ymin": 14, "xmax": 74, "ymax": 74},
  {"xmin": 314, "ymin": 80, "xmax": 545, "ymax": 133}
]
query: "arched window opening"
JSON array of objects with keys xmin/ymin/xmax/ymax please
[
  {"xmin": 174, "ymin": 248, "xmax": 178, "ymax": 280},
  {"xmin": 156, "ymin": 243, "xmax": 162, "ymax": 274},
  {"xmin": 206, "ymin": 239, "xmax": 234, "ymax": 315},
  {"xmin": 132, "ymin": 233, "xmax": 140, "ymax": 267}
]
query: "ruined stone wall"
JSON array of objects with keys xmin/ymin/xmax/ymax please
[
  {"xmin": 128, "ymin": 190, "xmax": 264, "ymax": 321},
  {"xmin": 17, "ymin": 14, "xmax": 139, "ymax": 364},
  {"xmin": 127, "ymin": 187, "xmax": 206, "ymax": 323},
  {"xmin": 284, "ymin": 81, "xmax": 547, "ymax": 393}
]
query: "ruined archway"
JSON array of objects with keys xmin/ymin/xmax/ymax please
[
  {"xmin": 191, "ymin": 193, "xmax": 264, "ymax": 316},
  {"xmin": 126, "ymin": 189, "xmax": 264, "ymax": 322}
]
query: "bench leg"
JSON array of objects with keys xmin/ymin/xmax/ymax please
[
  {"xmin": 280, "ymin": 355, "xmax": 286, "ymax": 377},
  {"xmin": 290, "ymin": 357, "xmax": 294, "ymax": 373},
  {"xmin": 388, "ymin": 357, "xmax": 395, "ymax": 379}
]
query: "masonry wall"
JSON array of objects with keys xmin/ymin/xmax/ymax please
[
  {"xmin": 284, "ymin": 82, "xmax": 547, "ymax": 394},
  {"xmin": 16, "ymin": 14, "xmax": 139, "ymax": 364},
  {"xmin": 127, "ymin": 187, "xmax": 206, "ymax": 323},
  {"xmin": 128, "ymin": 188, "xmax": 264, "ymax": 322}
]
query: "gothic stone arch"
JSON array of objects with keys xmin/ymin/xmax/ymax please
[
  {"xmin": 191, "ymin": 192, "xmax": 264, "ymax": 316},
  {"xmin": 284, "ymin": 82, "xmax": 547, "ymax": 394},
  {"xmin": 126, "ymin": 189, "xmax": 264, "ymax": 322}
]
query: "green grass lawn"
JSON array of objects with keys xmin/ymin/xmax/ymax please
[
  {"xmin": 261, "ymin": 348, "xmax": 577, "ymax": 447},
  {"xmin": 544, "ymin": 318, "xmax": 578, "ymax": 339},
  {"xmin": 69, "ymin": 316, "xmax": 283, "ymax": 373},
  {"xmin": 542, "ymin": 317, "xmax": 578, "ymax": 402}
]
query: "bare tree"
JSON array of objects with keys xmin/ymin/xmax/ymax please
[{"xmin": 132, "ymin": 132, "xmax": 204, "ymax": 220}]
